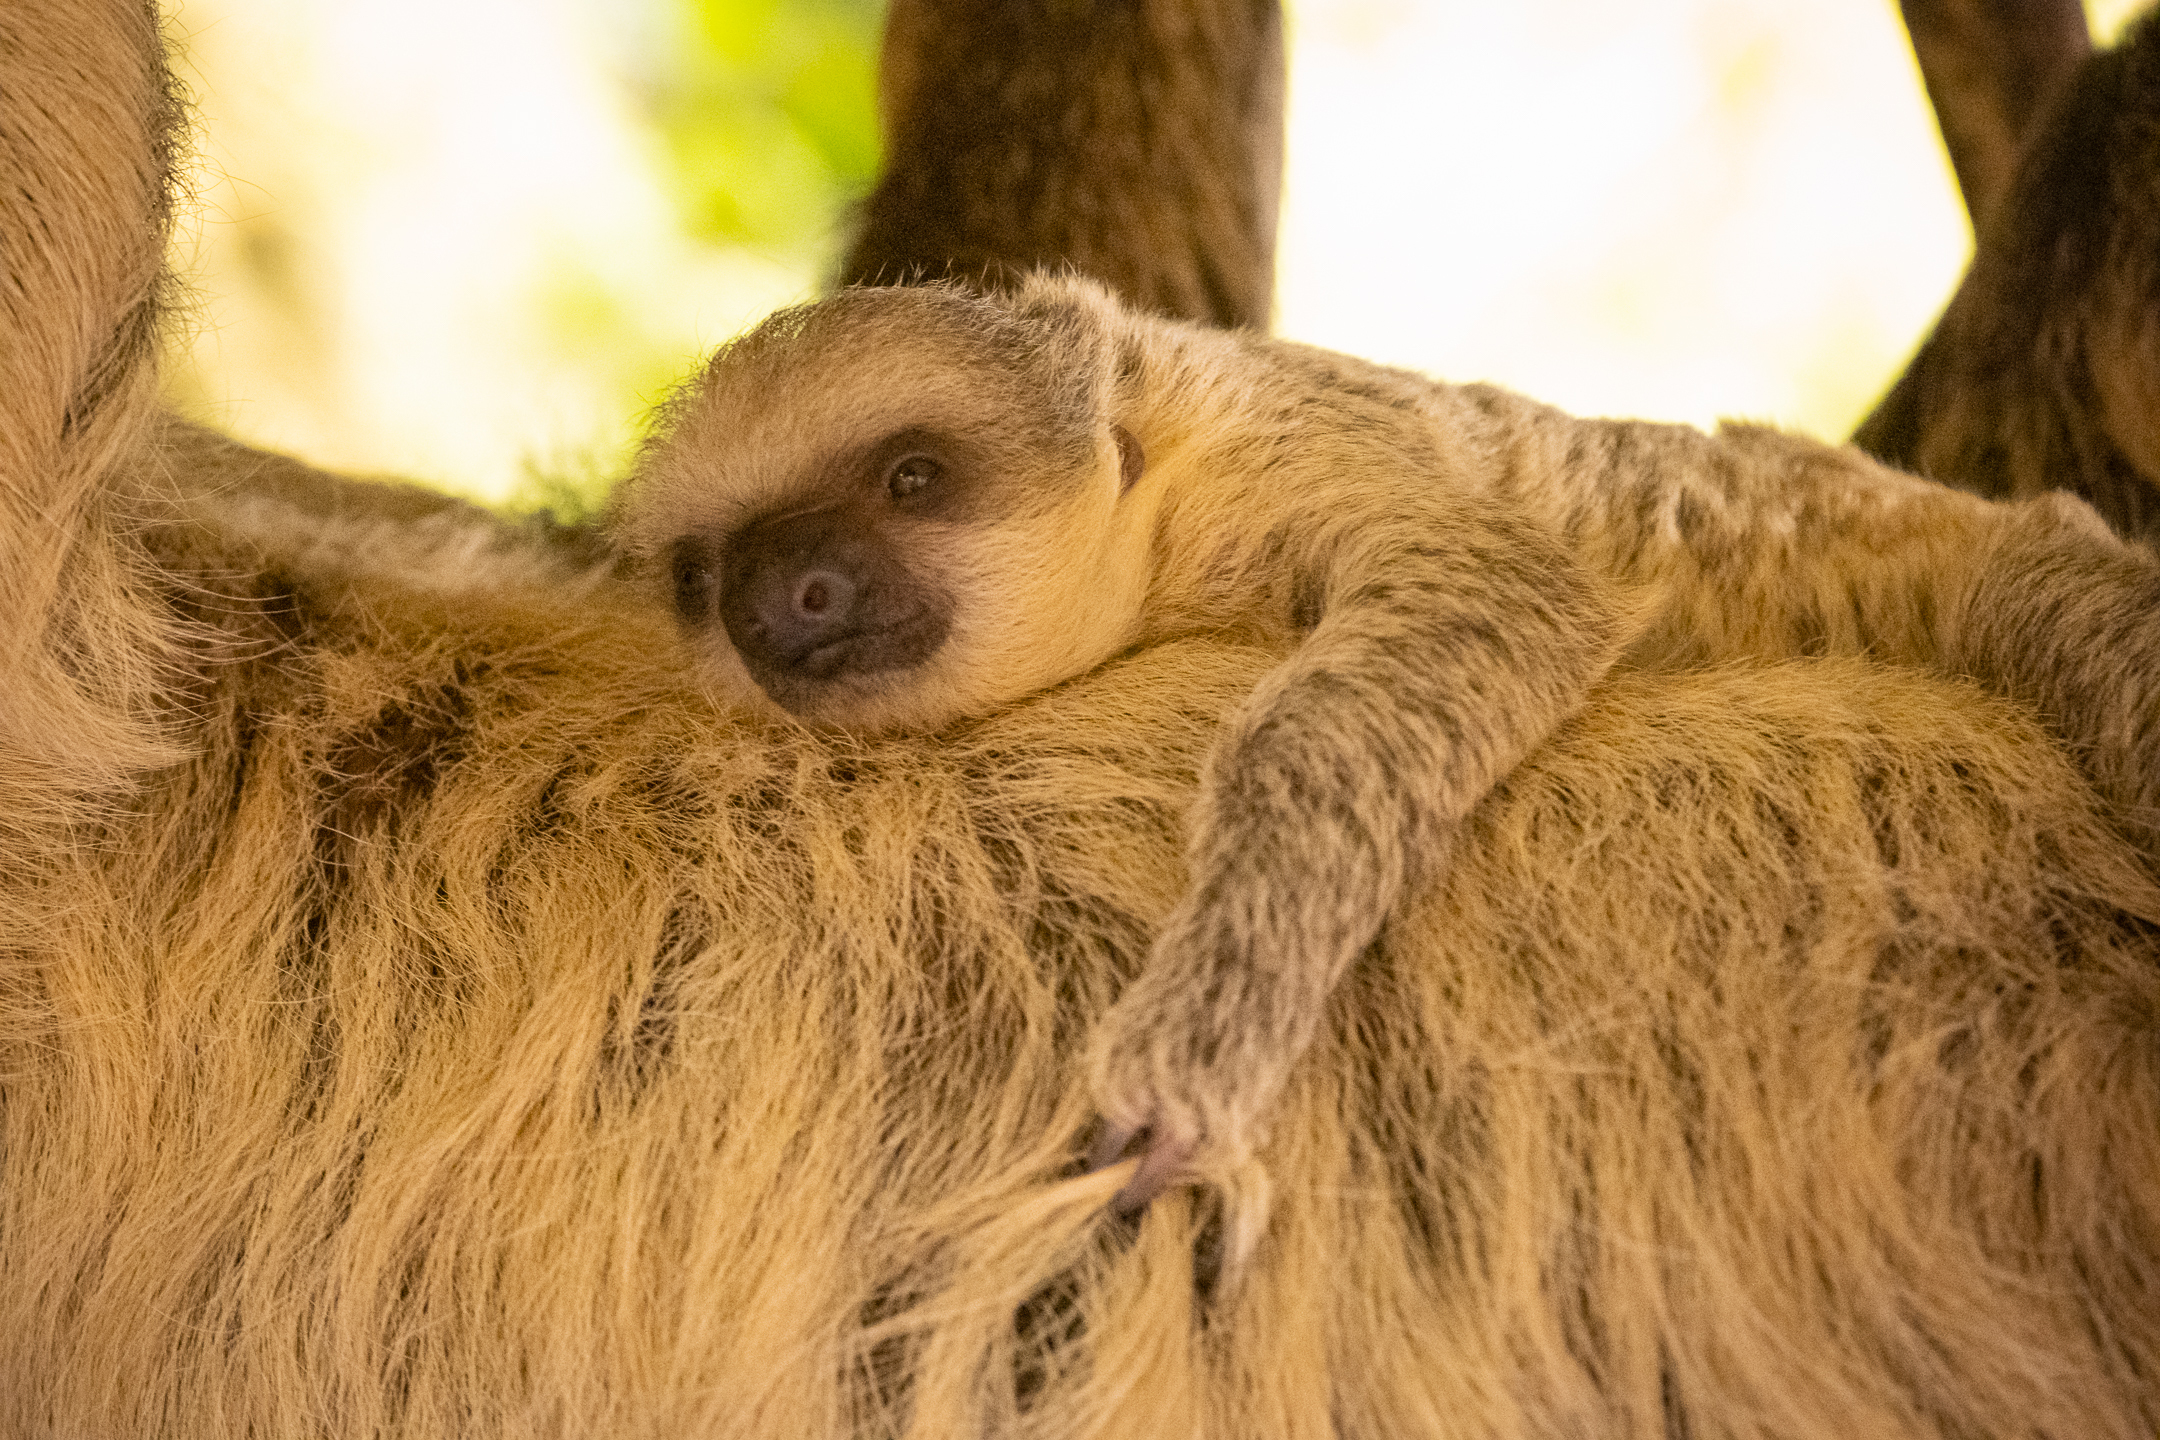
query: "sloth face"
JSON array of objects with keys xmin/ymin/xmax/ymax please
[
  {"xmin": 661, "ymin": 421, "xmax": 1146, "ymax": 732},
  {"xmin": 666, "ymin": 426, "xmax": 975, "ymax": 720},
  {"xmin": 615, "ymin": 284, "xmax": 1154, "ymax": 733}
]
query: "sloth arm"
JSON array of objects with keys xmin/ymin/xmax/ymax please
[
  {"xmin": 1458, "ymin": 382, "xmax": 2160, "ymax": 851},
  {"xmin": 1089, "ymin": 369, "xmax": 1631, "ymax": 1210},
  {"xmin": 1093, "ymin": 348, "xmax": 2160, "ymax": 1211}
]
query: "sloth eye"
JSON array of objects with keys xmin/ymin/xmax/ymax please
[
  {"xmin": 670, "ymin": 547, "xmax": 716, "ymax": 619},
  {"xmin": 887, "ymin": 455, "xmax": 940, "ymax": 500}
]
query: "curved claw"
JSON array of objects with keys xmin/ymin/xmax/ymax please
[{"xmin": 1087, "ymin": 1120, "xmax": 1197, "ymax": 1214}]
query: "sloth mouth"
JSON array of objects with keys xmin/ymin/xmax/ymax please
[
  {"xmin": 736, "ymin": 612, "xmax": 946, "ymax": 713},
  {"xmin": 783, "ymin": 625, "xmax": 882, "ymax": 681}
]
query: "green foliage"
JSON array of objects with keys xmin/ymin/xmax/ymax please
[
  {"xmin": 636, "ymin": 0, "xmax": 884, "ymax": 259},
  {"xmin": 502, "ymin": 451, "xmax": 621, "ymax": 529}
]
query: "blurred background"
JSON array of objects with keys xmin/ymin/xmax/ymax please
[{"xmin": 162, "ymin": 0, "xmax": 2151, "ymax": 509}]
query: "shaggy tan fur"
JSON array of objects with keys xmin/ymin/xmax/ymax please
[
  {"xmin": 0, "ymin": 0, "xmax": 188, "ymax": 845},
  {"xmin": 9, "ymin": 538, "xmax": 2160, "ymax": 1435},
  {"xmin": 4, "ymin": 3, "xmax": 2159, "ymax": 1436}
]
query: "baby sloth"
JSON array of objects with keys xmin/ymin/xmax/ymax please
[{"xmin": 612, "ymin": 275, "xmax": 2160, "ymax": 1214}]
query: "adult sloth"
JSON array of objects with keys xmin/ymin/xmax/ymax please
[{"xmin": 2, "ymin": 2, "xmax": 2155, "ymax": 1437}]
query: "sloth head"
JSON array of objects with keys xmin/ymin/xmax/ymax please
[{"xmin": 611, "ymin": 278, "xmax": 1154, "ymax": 733}]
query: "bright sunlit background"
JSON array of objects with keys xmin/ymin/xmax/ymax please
[{"xmin": 162, "ymin": 0, "xmax": 2153, "ymax": 508}]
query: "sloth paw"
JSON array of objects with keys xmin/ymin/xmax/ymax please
[
  {"xmin": 1084, "ymin": 1001, "xmax": 1284, "ymax": 1280},
  {"xmin": 1084, "ymin": 1033, "xmax": 1249, "ymax": 1213},
  {"xmin": 1086, "ymin": 1113, "xmax": 1199, "ymax": 1213},
  {"xmin": 1082, "ymin": 971, "xmax": 1294, "ymax": 1214}
]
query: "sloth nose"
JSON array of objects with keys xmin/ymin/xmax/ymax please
[
  {"xmin": 708, "ymin": 503, "xmax": 949, "ymax": 706},
  {"xmin": 790, "ymin": 569, "xmax": 852, "ymax": 622},
  {"xmin": 728, "ymin": 557, "xmax": 866, "ymax": 676}
]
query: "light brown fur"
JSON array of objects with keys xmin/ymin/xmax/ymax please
[
  {"xmin": 0, "ymin": 0, "xmax": 188, "ymax": 853},
  {"xmin": 5, "ymin": 4, "xmax": 2160, "ymax": 1436}
]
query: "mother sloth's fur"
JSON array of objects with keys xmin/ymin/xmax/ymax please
[{"xmin": 4, "ymin": 3, "xmax": 2160, "ymax": 1437}]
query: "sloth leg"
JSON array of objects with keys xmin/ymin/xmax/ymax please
[{"xmin": 1085, "ymin": 513, "xmax": 1625, "ymax": 1219}]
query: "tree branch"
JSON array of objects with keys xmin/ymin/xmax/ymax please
[
  {"xmin": 838, "ymin": 0, "xmax": 1284, "ymax": 330},
  {"xmin": 1897, "ymin": 0, "xmax": 2090, "ymax": 233},
  {"xmin": 1855, "ymin": 10, "xmax": 2160, "ymax": 541}
]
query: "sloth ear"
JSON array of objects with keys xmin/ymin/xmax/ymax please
[{"xmin": 1114, "ymin": 426, "xmax": 1146, "ymax": 493}]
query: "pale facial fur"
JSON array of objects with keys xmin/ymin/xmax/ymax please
[{"xmin": 614, "ymin": 284, "xmax": 1158, "ymax": 732}]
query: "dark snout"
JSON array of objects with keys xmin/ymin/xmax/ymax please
[
  {"xmin": 671, "ymin": 504, "xmax": 950, "ymax": 710},
  {"xmin": 730, "ymin": 553, "xmax": 864, "ymax": 677}
]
